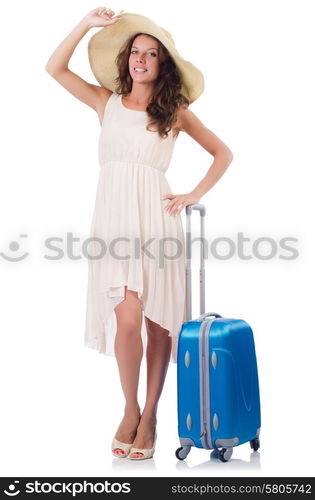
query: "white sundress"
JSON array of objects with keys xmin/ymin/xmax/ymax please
[{"xmin": 84, "ymin": 92, "xmax": 187, "ymax": 363}]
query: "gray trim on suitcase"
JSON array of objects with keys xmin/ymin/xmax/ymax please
[
  {"xmin": 215, "ymin": 437, "xmax": 239, "ymax": 448},
  {"xmin": 198, "ymin": 319, "xmax": 210, "ymax": 449},
  {"xmin": 179, "ymin": 437, "xmax": 195, "ymax": 447},
  {"xmin": 199, "ymin": 317, "xmax": 217, "ymax": 450}
]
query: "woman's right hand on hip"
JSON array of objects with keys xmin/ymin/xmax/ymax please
[{"xmin": 84, "ymin": 6, "xmax": 124, "ymax": 28}]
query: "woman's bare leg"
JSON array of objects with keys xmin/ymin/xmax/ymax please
[
  {"xmin": 129, "ymin": 316, "xmax": 171, "ymax": 457},
  {"xmin": 112, "ymin": 287, "xmax": 143, "ymax": 456}
]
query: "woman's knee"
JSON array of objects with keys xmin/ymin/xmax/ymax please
[
  {"xmin": 145, "ymin": 316, "xmax": 169, "ymax": 339},
  {"xmin": 116, "ymin": 317, "xmax": 142, "ymax": 338},
  {"xmin": 115, "ymin": 290, "xmax": 143, "ymax": 338}
]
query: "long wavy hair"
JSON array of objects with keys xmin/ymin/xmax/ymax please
[{"xmin": 113, "ymin": 33, "xmax": 189, "ymax": 139}]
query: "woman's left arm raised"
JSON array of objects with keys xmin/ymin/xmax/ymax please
[{"xmin": 162, "ymin": 108, "xmax": 233, "ymax": 216}]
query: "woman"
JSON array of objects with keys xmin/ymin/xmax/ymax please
[{"xmin": 45, "ymin": 7, "xmax": 233, "ymax": 460}]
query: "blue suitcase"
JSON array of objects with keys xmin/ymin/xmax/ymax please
[{"xmin": 176, "ymin": 204, "xmax": 261, "ymax": 462}]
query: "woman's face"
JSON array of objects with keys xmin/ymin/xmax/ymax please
[{"xmin": 128, "ymin": 34, "xmax": 160, "ymax": 84}]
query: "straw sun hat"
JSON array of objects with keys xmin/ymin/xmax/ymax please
[{"xmin": 87, "ymin": 11, "xmax": 204, "ymax": 103}]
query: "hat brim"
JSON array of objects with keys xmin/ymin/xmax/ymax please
[{"xmin": 87, "ymin": 12, "xmax": 204, "ymax": 103}]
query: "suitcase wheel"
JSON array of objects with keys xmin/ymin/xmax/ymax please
[
  {"xmin": 218, "ymin": 447, "xmax": 233, "ymax": 462},
  {"xmin": 210, "ymin": 448, "xmax": 220, "ymax": 459},
  {"xmin": 175, "ymin": 446, "xmax": 191, "ymax": 460},
  {"xmin": 250, "ymin": 437, "xmax": 260, "ymax": 452}
]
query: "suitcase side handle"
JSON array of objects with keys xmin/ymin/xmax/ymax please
[
  {"xmin": 185, "ymin": 203, "xmax": 206, "ymax": 321},
  {"xmin": 196, "ymin": 312, "xmax": 222, "ymax": 321}
]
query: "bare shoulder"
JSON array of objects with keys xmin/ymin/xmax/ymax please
[
  {"xmin": 174, "ymin": 104, "xmax": 195, "ymax": 134},
  {"xmin": 93, "ymin": 86, "xmax": 114, "ymax": 125},
  {"xmin": 176, "ymin": 105, "xmax": 200, "ymax": 132}
]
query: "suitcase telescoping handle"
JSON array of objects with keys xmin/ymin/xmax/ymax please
[
  {"xmin": 185, "ymin": 204, "xmax": 222, "ymax": 322},
  {"xmin": 185, "ymin": 203, "xmax": 206, "ymax": 321}
]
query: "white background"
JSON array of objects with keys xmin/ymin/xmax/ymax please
[{"xmin": 0, "ymin": 0, "xmax": 314, "ymax": 478}]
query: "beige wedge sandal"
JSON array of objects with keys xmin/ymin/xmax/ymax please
[
  {"xmin": 111, "ymin": 437, "xmax": 134, "ymax": 458},
  {"xmin": 128, "ymin": 432, "xmax": 157, "ymax": 460}
]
